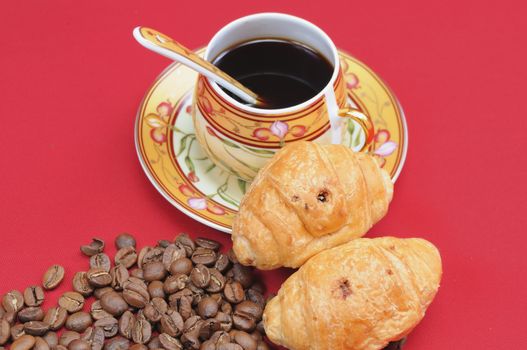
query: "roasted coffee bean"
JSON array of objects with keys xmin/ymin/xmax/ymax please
[
  {"xmin": 189, "ymin": 265, "xmax": 210, "ymax": 288},
  {"xmin": 178, "ymin": 296, "xmax": 193, "ymax": 321},
  {"xmin": 255, "ymin": 321, "xmax": 265, "ymax": 336},
  {"xmin": 210, "ymin": 331, "xmax": 231, "ymax": 346},
  {"xmin": 221, "ymin": 302, "xmax": 233, "ymax": 315},
  {"xmin": 66, "ymin": 312, "xmax": 93, "ymax": 333},
  {"xmin": 110, "ymin": 265, "xmax": 129, "ymax": 291},
  {"xmin": 226, "ymin": 249, "xmax": 239, "ymax": 264},
  {"xmin": 11, "ymin": 334, "xmax": 36, "ymax": 350},
  {"xmin": 200, "ymin": 340, "xmax": 216, "ymax": 350},
  {"xmin": 42, "ymin": 331, "xmax": 59, "ymax": 348},
  {"xmin": 42, "ymin": 265, "xmax": 65, "ymax": 290},
  {"xmin": 214, "ymin": 312, "xmax": 233, "ymax": 332},
  {"xmin": 206, "ymin": 269, "xmax": 225, "ymax": 293},
  {"xmin": 90, "ymin": 254, "xmax": 111, "ymax": 272},
  {"xmin": 18, "ymin": 306, "xmax": 44, "ymax": 322},
  {"xmin": 214, "ymin": 254, "xmax": 231, "ymax": 273},
  {"xmin": 191, "ymin": 248, "xmax": 216, "ymax": 266},
  {"xmin": 235, "ymin": 302, "xmax": 262, "ymax": 322},
  {"xmin": 217, "ymin": 343, "xmax": 243, "ymax": 350},
  {"xmin": 163, "ymin": 274, "xmax": 188, "ymax": 294},
  {"xmin": 142, "ymin": 304, "xmax": 160, "ymax": 324},
  {"xmin": 3, "ymin": 290, "xmax": 24, "ymax": 313},
  {"xmin": 232, "ymin": 314, "xmax": 255, "ymax": 332},
  {"xmin": 104, "ymin": 336, "xmax": 130, "ymax": 350},
  {"xmin": 24, "ymin": 321, "xmax": 49, "ymax": 336},
  {"xmin": 93, "ymin": 287, "xmax": 113, "ymax": 300},
  {"xmin": 24, "ymin": 286, "xmax": 45, "ymax": 307},
  {"xmin": 198, "ymin": 319, "xmax": 221, "ymax": 341},
  {"xmin": 249, "ymin": 331, "xmax": 262, "ymax": 341},
  {"xmin": 151, "ymin": 297, "xmax": 168, "ymax": 314},
  {"xmin": 122, "ymin": 280, "xmax": 150, "ymax": 309},
  {"xmin": 183, "ymin": 316, "xmax": 201, "ymax": 334},
  {"xmin": 11, "ymin": 323, "xmax": 25, "ymax": 340},
  {"xmin": 224, "ymin": 282, "xmax": 245, "ymax": 304},
  {"xmin": 197, "ymin": 297, "xmax": 218, "ymax": 319},
  {"xmin": 174, "ymin": 234, "xmax": 196, "ymax": 256},
  {"xmin": 158, "ymin": 333, "xmax": 182, "ymax": 350},
  {"xmin": 118, "ymin": 311, "xmax": 135, "ymax": 339},
  {"xmin": 143, "ymin": 262, "xmax": 167, "ymax": 282},
  {"xmin": 180, "ymin": 332, "xmax": 200, "ymax": 350},
  {"xmin": 131, "ymin": 316, "xmax": 151, "ymax": 344},
  {"xmin": 59, "ymin": 292, "xmax": 85, "ymax": 313},
  {"xmin": 157, "ymin": 240, "xmax": 171, "ymax": 248},
  {"xmin": 162, "ymin": 244, "xmax": 186, "ymax": 270},
  {"xmin": 80, "ymin": 238, "xmax": 105, "ymax": 257},
  {"xmin": 130, "ymin": 269, "xmax": 144, "ymax": 280},
  {"xmin": 233, "ymin": 331, "xmax": 257, "ymax": 350},
  {"xmin": 80, "ymin": 326, "xmax": 105, "ymax": 350},
  {"xmin": 34, "ymin": 336, "xmax": 50, "ymax": 350},
  {"xmin": 195, "ymin": 238, "xmax": 221, "ymax": 251},
  {"xmin": 130, "ymin": 345, "xmax": 147, "ymax": 350},
  {"xmin": 0, "ymin": 304, "xmax": 4, "ymax": 319},
  {"xmin": 60, "ymin": 331, "xmax": 81, "ymax": 347},
  {"xmin": 383, "ymin": 339, "xmax": 406, "ymax": 350},
  {"xmin": 115, "ymin": 247, "xmax": 138, "ymax": 269},
  {"xmin": 100, "ymin": 292, "xmax": 128, "ymax": 317},
  {"xmin": 44, "ymin": 307, "xmax": 68, "ymax": 330},
  {"xmin": 90, "ymin": 301, "xmax": 112, "ymax": 320},
  {"xmin": 87, "ymin": 268, "xmax": 112, "ymax": 288},
  {"xmin": 230, "ymin": 265, "xmax": 253, "ymax": 289},
  {"xmin": 147, "ymin": 281, "xmax": 165, "ymax": 299},
  {"xmin": 73, "ymin": 272, "xmax": 94, "ymax": 297},
  {"xmin": 147, "ymin": 336, "xmax": 162, "ymax": 350},
  {"xmin": 0, "ymin": 319, "xmax": 9, "ymax": 345},
  {"xmin": 168, "ymin": 289, "xmax": 193, "ymax": 308},
  {"xmin": 245, "ymin": 290, "xmax": 264, "ymax": 308},
  {"xmin": 139, "ymin": 247, "xmax": 164, "ymax": 269},
  {"xmin": 159, "ymin": 311, "xmax": 184, "ymax": 338},
  {"xmin": 187, "ymin": 284, "xmax": 206, "ymax": 306},
  {"xmin": 94, "ymin": 317, "xmax": 118, "ymax": 338},
  {"xmin": 3, "ymin": 310, "xmax": 16, "ymax": 326},
  {"xmin": 255, "ymin": 341, "xmax": 269, "ymax": 350},
  {"xmin": 169, "ymin": 258, "xmax": 193, "ymax": 276},
  {"xmin": 115, "ymin": 234, "xmax": 136, "ymax": 250},
  {"xmin": 68, "ymin": 339, "xmax": 91, "ymax": 350}
]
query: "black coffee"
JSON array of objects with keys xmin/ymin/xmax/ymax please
[{"xmin": 212, "ymin": 39, "xmax": 333, "ymax": 109}]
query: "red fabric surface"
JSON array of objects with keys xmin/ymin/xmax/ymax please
[{"xmin": 1, "ymin": 1, "xmax": 526, "ymax": 348}]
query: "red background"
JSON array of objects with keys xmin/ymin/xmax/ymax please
[{"xmin": 1, "ymin": 1, "xmax": 526, "ymax": 348}]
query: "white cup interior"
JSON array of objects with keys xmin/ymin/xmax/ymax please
[{"xmin": 204, "ymin": 13, "xmax": 340, "ymax": 114}]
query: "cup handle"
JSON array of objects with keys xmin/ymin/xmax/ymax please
[{"xmin": 338, "ymin": 107, "xmax": 375, "ymax": 151}]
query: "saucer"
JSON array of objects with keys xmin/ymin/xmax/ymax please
[{"xmin": 135, "ymin": 48, "xmax": 408, "ymax": 233}]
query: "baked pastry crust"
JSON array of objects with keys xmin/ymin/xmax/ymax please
[
  {"xmin": 232, "ymin": 141, "xmax": 393, "ymax": 269},
  {"xmin": 263, "ymin": 237, "xmax": 442, "ymax": 350}
]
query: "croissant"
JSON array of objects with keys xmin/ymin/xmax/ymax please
[
  {"xmin": 263, "ymin": 237, "xmax": 442, "ymax": 350},
  {"xmin": 232, "ymin": 141, "xmax": 393, "ymax": 269}
]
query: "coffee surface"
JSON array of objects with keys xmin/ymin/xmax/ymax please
[{"xmin": 213, "ymin": 39, "xmax": 333, "ymax": 109}]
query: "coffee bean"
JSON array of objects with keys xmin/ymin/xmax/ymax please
[
  {"xmin": 42, "ymin": 332, "xmax": 59, "ymax": 348},
  {"xmin": 255, "ymin": 341, "xmax": 269, "ymax": 350},
  {"xmin": 90, "ymin": 301, "xmax": 112, "ymax": 321},
  {"xmin": 217, "ymin": 343, "xmax": 243, "ymax": 350},
  {"xmin": 115, "ymin": 247, "xmax": 138, "ymax": 269},
  {"xmin": 214, "ymin": 254, "xmax": 231, "ymax": 273},
  {"xmin": 66, "ymin": 312, "xmax": 93, "ymax": 333},
  {"xmin": 18, "ymin": 307, "xmax": 45, "ymax": 322},
  {"xmin": 56, "ymin": 345, "xmax": 69, "ymax": 350},
  {"xmin": 230, "ymin": 265, "xmax": 253, "ymax": 289},
  {"xmin": 87, "ymin": 268, "xmax": 112, "ymax": 288},
  {"xmin": 143, "ymin": 262, "xmax": 167, "ymax": 282},
  {"xmin": 232, "ymin": 314, "xmax": 255, "ymax": 332},
  {"xmin": 130, "ymin": 345, "xmax": 147, "ymax": 350},
  {"xmin": 42, "ymin": 265, "xmax": 65, "ymax": 290},
  {"xmin": 210, "ymin": 331, "xmax": 231, "ymax": 346},
  {"xmin": 115, "ymin": 234, "xmax": 136, "ymax": 250},
  {"xmin": 103, "ymin": 336, "xmax": 130, "ymax": 350},
  {"xmin": 169, "ymin": 258, "xmax": 193, "ymax": 276},
  {"xmin": 200, "ymin": 340, "xmax": 216, "ymax": 350},
  {"xmin": 68, "ymin": 339, "xmax": 91, "ymax": 350},
  {"xmin": 90, "ymin": 254, "xmax": 111, "ymax": 272},
  {"xmin": 224, "ymin": 282, "xmax": 245, "ymax": 304},
  {"xmin": 191, "ymin": 248, "xmax": 216, "ymax": 266},
  {"xmin": 221, "ymin": 302, "xmax": 233, "ymax": 315},
  {"xmin": 140, "ymin": 247, "xmax": 165, "ymax": 269},
  {"xmin": 157, "ymin": 240, "xmax": 171, "ymax": 248},
  {"xmin": 94, "ymin": 317, "xmax": 118, "ymax": 338},
  {"xmin": 206, "ymin": 269, "xmax": 225, "ymax": 293},
  {"xmin": 44, "ymin": 307, "xmax": 68, "ymax": 330},
  {"xmin": 59, "ymin": 331, "xmax": 81, "ymax": 347},
  {"xmin": 147, "ymin": 281, "xmax": 165, "ymax": 299},
  {"xmin": 58, "ymin": 292, "xmax": 85, "ymax": 313},
  {"xmin": 226, "ymin": 249, "xmax": 238, "ymax": 264},
  {"xmin": 11, "ymin": 335, "xmax": 36, "ymax": 350},
  {"xmin": 174, "ymin": 234, "xmax": 195, "ymax": 257},
  {"xmin": 163, "ymin": 274, "xmax": 188, "ymax": 295},
  {"xmin": 0, "ymin": 319, "xmax": 9, "ymax": 345},
  {"xmin": 11, "ymin": 323, "xmax": 25, "ymax": 340},
  {"xmin": 23, "ymin": 286, "xmax": 45, "ymax": 307},
  {"xmin": 197, "ymin": 297, "xmax": 218, "ymax": 319},
  {"xmin": 34, "ymin": 336, "xmax": 50, "ymax": 350},
  {"xmin": 3, "ymin": 309, "xmax": 16, "ymax": 326},
  {"xmin": 93, "ymin": 287, "xmax": 113, "ymax": 300},
  {"xmin": 195, "ymin": 238, "xmax": 221, "ymax": 251},
  {"xmin": 24, "ymin": 321, "xmax": 49, "ymax": 336},
  {"xmin": 198, "ymin": 319, "xmax": 221, "ymax": 341},
  {"xmin": 180, "ymin": 331, "xmax": 200, "ymax": 350},
  {"xmin": 233, "ymin": 331, "xmax": 257, "ymax": 350},
  {"xmin": 235, "ymin": 302, "xmax": 262, "ymax": 322},
  {"xmin": 110, "ymin": 265, "xmax": 129, "ymax": 291},
  {"xmin": 158, "ymin": 333, "xmax": 182, "ymax": 350},
  {"xmin": 100, "ymin": 292, "xmax": 128, "ymax": 317},
  {"xmin": 214, "ymin": 312, "xmax": 233, "ymax": 332},
  {"xmin": 178, "ymin": 296, "xmax": 193, "ymax": 321},
  {"xmin": 189, "ymin": 265, "xmax": 210, "ymax": 288},
  {"xmin": 118, "ymin": 311, "xmax": 135, "ymax": 339},
  {"xmin": 80, "ymin": 326, "xmax": 105, "ymax": 350},
  {"xmin": 3, "ymin": 290, "xmax": 24, "ymax": 313},
  {"xmin": 131, "ymin": 316, "xmax": 151, "ymax": 344},
  {"xmin": 159, "ymin": 311, "xmax": 184, "ymax": 338},
  {"xmin": 73, "ymin": 272, "xmax": 94, "ymax": 297},
  {"xmin": 255, "ymin": 321, "xmax": 265, "ymax": 336},
  {"xmin": 162, "ymin": 244, "xmax": 186, "ymax": 271},
  {"xmin": 130, "ymin": 269, "xmax": 144, "ymax": 280},
  {"xmin": 122, "ymin": 280, "xmax": 150, "ymax": 309},
  {"xmin": 245, "ymin": 290, "xmax": 264, "ymax": 309},
  {"xmin": 81, "ymin": 238, "xmax": 105, "ymax": 257},
  {"xmin": 147, "ymin": 336, "xmax": 161, "ymax": 350}
]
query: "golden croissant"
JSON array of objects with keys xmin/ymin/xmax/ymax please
[
  {"xmin": 232, "ymin": 141, "xmax": 393, "ymax": 269},
  {"xmin": 263, "ymin": 237, "xmax": 442, "ymax": 350}
]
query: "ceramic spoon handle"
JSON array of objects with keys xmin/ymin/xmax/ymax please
[{"xmin": 133, "ymin": 26, "xmax": 259, "ymax": 105}]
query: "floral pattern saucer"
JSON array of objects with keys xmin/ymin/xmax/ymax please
[{"xmin": 135, "ymin": 49, "xmax": 408, "ymax": 233}]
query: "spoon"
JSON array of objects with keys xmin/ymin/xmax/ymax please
[{"xmin": 133, "ymin": 26, "xmax": 261, "ymax": 106}]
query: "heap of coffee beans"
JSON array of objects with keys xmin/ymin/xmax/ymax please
[{"xmin": 0, "ymin": 233, "xmax": 271, "ymax": 350}]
